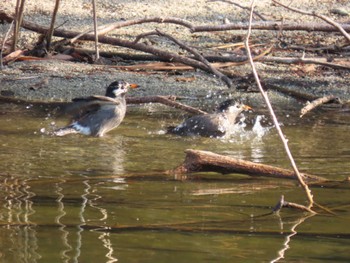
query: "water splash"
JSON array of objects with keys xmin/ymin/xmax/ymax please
[
  {"xmin": 222, "ymin": 115, "xmax": 272, "ymax": 143},
  {"xmin": 252, "ymin": 115, "xmax": 271, "ymax": 138}
]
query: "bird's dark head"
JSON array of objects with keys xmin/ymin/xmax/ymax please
[
  {"xmin": 105, "ymin": 80, "xmax": 138, "ymax": 98},
  {"xmin": 218, "ymin": 99, "xmax": 252, "ymax": 113}
]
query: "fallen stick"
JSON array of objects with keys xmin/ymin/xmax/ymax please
[
  {"xmin": 300, "ymin": 95, "xmax": 337, "ymax": 117},
  {"xmin": 127, "ymin": 96, "xmax": 207, "ymax": 115},
  {"xmin": 172, "ymin": 149, "xmax": 326, "ymax": 182}
]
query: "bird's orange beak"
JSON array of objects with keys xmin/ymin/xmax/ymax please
[
  {"xmin": 243, "ymin": 105, "xmax": 253, "ymax": 111},
  {"xmin": 129, "ymin": 83, "xmax": 139, "ymax": 89}
]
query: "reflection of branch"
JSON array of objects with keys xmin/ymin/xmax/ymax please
[
  {"xmin": 271, "ymin": 213, "xmax": 316, "ymax": 262},
  {"xmin": 244, "ymin": 1, "xmax": 315, "ymax": 211}
]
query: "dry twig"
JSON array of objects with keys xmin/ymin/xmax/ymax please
[
  {"xmin": 300, "ymin": 95, "xmax": 336, "ymax": 118},
  {"xmin": 3, "ymin": 9, "xmax": 350, "ymax": 38},
  {"xmin": 0, "ymin": 21, "xmax": 14, "ymax": 69},
  {"xmin": 46, "ymin": 0, "xmax": 60, "ymax": 50},
  {"xmin": 12, "ymin": 0, "xmax": 26, "ymax": 51},
  {"xmin": 245, "ymin": 0, "xmax": 315, "ymax": 212},
  {"xmin": 127, "ymin": 96, "xmax": 207, "ymax": 115},
  {"xmin": 272, "ymin": 0, "xmax": 350, "ymax": 43},
  {"xmin": 0, "ymin": 94, "xmax": 206, "ymax": 116},
  {"xmin": 259, "ymin": 56, "xmax": 350, "ymax": 70},
  {"xmin": 155, "ymin": 29, "xmax": 232, "ymax": 87},
  {"xmin": 91, "ymin": 0, "xmax": 100, "ymax": 60}
]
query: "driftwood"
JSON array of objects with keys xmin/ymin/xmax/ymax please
[
  {"xmin": 300, "ymin": 95, "xmax": 337, "ymax": 117},
  {"xmin": 172, "ymin": 149, "xmax": 325, "ymax": 182}
]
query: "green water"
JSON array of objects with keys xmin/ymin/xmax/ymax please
[{"xmin": 0, "ymin": 102, "xmax": 349, "ymax": 262}]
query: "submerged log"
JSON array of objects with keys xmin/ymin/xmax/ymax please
[{"xmin": 173, "ymin": 149, "xmax": 325, "ymax": 182}]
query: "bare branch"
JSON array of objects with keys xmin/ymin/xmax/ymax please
[
  {"xmin": 12, "ymin": 0, "xmax": 26, "ymax": 51},
  {"xmin": 244, "ymin": 0, "xmax": 315, "ymax": 211},
  {"xmin": 0, "ymin": 21, "xmax": 14, "ymax": 69},
  {"xmin": 272, "ymin": 0, "xmax": 350, "ymax": 43},
  {"xmin": 46, "ymin": 0, "xmax": 60, "ymax": 50},
  {"xmin": 154, "ymin": 29, "xmax": 233, "ymax": 87},
  {"xmin": 283, "ymin": 201, "xmax": 316, "ymax": 213},
  {"xmin": 259, "ymin": 56, "xmax": 350, "ymax": 70},
  {"xmin": 300, "ymin": 95, "xmax": 337, "ymax": 118},
  {"xmin": 92, "ymin": 0, "xmax": 100, "ymax": 60},
  {"xmin": 127, "ymin": 96, "xmax": 207, "ymax": 115}
]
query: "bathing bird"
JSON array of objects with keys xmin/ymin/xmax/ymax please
[
  {"xmin": 54, "ymin": 80, "xmax": 138, "ymax": 137},
  {"xmin": 167, "ymin": 99, "xmax": 252, "ymax": 137}
]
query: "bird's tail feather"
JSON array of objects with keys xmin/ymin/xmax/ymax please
[{"xmin": 53, "ymin": 126, "xmax": 78, "ymax": 136}]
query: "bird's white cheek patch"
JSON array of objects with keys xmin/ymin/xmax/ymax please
[{"xmin": 72, "ymin": 122, "xmax": 91, "ymax": 135}]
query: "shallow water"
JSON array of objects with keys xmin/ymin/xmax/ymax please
[{"xmin": 0, "ymin": 102, "xmax": 349, "ymax": 262}]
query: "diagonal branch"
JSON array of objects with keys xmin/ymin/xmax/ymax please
[
  {"xmin": 0, "ymin": 21, "xmax": 14, "ymax": 69},
  {"xmin": 46, "ymin": 0, "xmax": 60, "ymax": 50},
  {"xmin": 272, "ymin": 0, "xmax": 350, "ymax": 43},
  {"xmin": 245, "ymin": 0, "xmax": 315, "ymax": 212},
  {"xmin": 127, "ymin": 96, "xmax": 207, "ymax": 115},
  {"xmin": 154, "ymin": 29, "xmax": 232, "ymax": 87}
]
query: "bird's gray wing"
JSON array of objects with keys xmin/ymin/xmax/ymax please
[{"xmin": 65, "ymin": 96, "xmax": 120, "ymax": 120}]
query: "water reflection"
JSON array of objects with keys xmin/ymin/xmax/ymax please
[
  {"xmin": 271, "ymin": 213, "xmax": 316, "ymax": 263},
  {"xmin": 0, "ymin": 103, "xmax": 349, "ymax": 262}
]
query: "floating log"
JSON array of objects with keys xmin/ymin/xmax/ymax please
[{"xmin": 172, "ymin": 149, "xmax": 326, "ymax": 182}]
